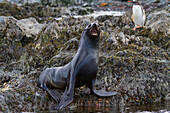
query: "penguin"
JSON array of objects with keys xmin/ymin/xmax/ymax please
[{"xmin": 131, "ymin": 0, "xmax": 146, "ymax": 31}]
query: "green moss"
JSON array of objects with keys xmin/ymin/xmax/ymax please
[{"xmin": 16, "ymin": 89, "xmax": 21, "ymax": 93}]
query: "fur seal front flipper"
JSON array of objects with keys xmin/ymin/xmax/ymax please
[{"xmin": 42, "ymin": 84, "xmax": 62, "ymax": 102}]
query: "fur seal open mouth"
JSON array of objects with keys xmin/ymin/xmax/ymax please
[
  {"xmin": 91, "ymin": 27, "xmax": 98, "ymax": 36},
  {"xmin": 90, "ymin": 23, "xmax": 99, "ymax": 37}
]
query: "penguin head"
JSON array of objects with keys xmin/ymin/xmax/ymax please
[{"xmin": 132, "ymin": 0, "xmax": 138, "ymax": 5}]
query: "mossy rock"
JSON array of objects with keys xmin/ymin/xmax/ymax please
[{"xmin": 78, "ymin": 8, "xmax": 88, "ymax": 15}]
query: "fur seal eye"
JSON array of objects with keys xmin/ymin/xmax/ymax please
[
  {"xmin": 88, "ymin": 24, "xmax": 91, "ymax": 28},
  {"xmin": 85, "ymin": 24, "xmax": 92, "ymax": 30}
]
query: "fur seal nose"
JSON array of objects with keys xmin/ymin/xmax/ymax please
[
  {"xmin": 93, "ymin": 23, "xmax": 96, "ymax": 26},
  {"xmin": 92, "ymin": 23, "xmax": 97, "ymax": 27}
]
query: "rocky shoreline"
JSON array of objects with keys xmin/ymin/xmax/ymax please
[{"xmin": 0, "ymin": 1, "xmax": 169, "ymax": 112}]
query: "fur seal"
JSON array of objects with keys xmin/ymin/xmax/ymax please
[
  {"xmin": 131, "ymin": 0, "xmax": 146, "ymax": 31},
  {"xmin": 37, "ymin": 23, "xmax": 117, "ymax": 109}
]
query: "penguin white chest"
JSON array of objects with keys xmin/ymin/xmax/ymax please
[{"xmin": 132, "ymin": 5, "xmax": 144, "ymax": 26}]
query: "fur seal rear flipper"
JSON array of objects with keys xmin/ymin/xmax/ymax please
[
  {"xmin": 89, "ymin": 79, "xmax": 117, "ymax": 97},
  {"xmin": 37, "ymin": 23, "xmax": 117, "ymax": 110}
]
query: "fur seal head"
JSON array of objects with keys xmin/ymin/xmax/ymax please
[{"xmin": 85, "ymin": 23, "xmax": 100, "ymax": 38}]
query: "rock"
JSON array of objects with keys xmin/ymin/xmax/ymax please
[
  {"xmin": 16, "ymin": 17, "xmax": 46, "ymax": 37},
  {"xmin": 0, "ymin": 74, "xmax": 11, "ymax": 85},
  {"xmin": 64, "ymin": 38, "xmax": 79, "ymax": 51},
  {"xmin": 145, "ymin": 8, "xmax": 170, "ymax": 49},
  {"xmin": 0, "ymin": 3, "xmax": 169, "ymax": 112},
  {"xmin": 0, "ymin": 95, "xmax": 9, "ymax": 112},
  {"xmin": 116, "ymin": 51, "xmax": 124, "ymax": 56},
  {"xmin": 78, "ymin": 7, "xmax": 88, "ymax": 15},
  {"xmin": 70, "ymin": 6, "xmax": 94, "ymax": 16},
  {"xmin": 146, "ymin": 8, "xmax": 170, "ymax": 34},
  {"xmin": 96, "ymin": 15, "xmax": 114, "ymax": 22},
  {"xmin": 0, "ymin": 16, "xmax": 47, "ymax": 64},
  {"xmin": 0, "ymin": 16, "xmax": 5, "ymax": 24}
]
